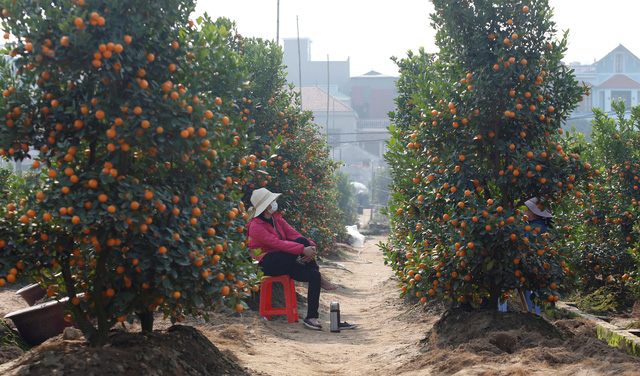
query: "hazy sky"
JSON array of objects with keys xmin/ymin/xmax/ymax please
[{"xmin": 195, "ymin": 1, "xmax": 640, "ymax": 77}]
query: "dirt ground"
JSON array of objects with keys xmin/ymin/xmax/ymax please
[{"xmin": 2, "ymin": 232, "xmax": 640, "ymax": 375}]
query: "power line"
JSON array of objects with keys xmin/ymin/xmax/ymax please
[
  {"xmin": 331, "ymin": 139, "xmax": 389, "ymax": 145},
  {"xmin": 327, "ymin": 131, "xmax": 391, "ymax": 136}
]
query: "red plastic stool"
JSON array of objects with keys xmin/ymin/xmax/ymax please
[{"xmin": 259, "ymin": 275, "xmax": 298, "ymax": 323}]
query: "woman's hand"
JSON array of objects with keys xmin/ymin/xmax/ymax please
[{"xmin": 300, "ymin": 246, "xmax": 316, "ymax": 263}]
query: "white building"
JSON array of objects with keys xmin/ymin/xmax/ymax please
[{"xmin": 570, "ymin": 44, "xmax": 640, "ymax": 114}]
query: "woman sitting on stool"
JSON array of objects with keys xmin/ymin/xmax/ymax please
[{"xmin": 246, "ymin": 188, "xmax": 337, "ymax": 330}]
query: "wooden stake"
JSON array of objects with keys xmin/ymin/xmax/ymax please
[{"xmin": 517, "ymin": 290, "xmax": 529, "ymax": 312}]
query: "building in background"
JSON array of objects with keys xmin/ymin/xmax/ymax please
[
  {"xmin": 332, "ymin": 144, "xmax": 383, "ymax": 187},
  {"xmin": 293, "ymin": 86, "xmax": 357, "ymax": 147},
  {"xmin": 571, "ymin": 44, "xmax": 640, "ymax": 113},
  {"xmin": 350, "ymin": 70, "xmax": 397, "ymax": 159},
  {"xmin": 568, "ymin": 44, "xmax": 640, "ymax": 136},
  {"xmin": 282, "ymin": 38, "xmax": 350, "ymax": 96},
  {"xmin": 283, "ymin": 38, "xmax": 395, "ymax": 186}
]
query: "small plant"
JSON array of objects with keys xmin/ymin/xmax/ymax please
[{"xmin": 543, "ymin": 306, "xmax": 579, "ymax": 320}]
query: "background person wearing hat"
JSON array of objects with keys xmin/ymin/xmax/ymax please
[
  {"xmin": 521, "ymin": 197, "xmax": 554, "ymax": 314},
  {"xmin": 522, "ymin": 197, "xmax": 553, "ymax": 234},
  {"xmin": 246, "ymin": 188, "xmax": 338, "ymax": 330},
  {"xmin": 475, "ymin": 198, "xmax": 554, "ymax": 313}
]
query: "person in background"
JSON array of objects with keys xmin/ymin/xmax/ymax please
[
  {"xmin": 521, "ymin": 197, "xmax": 554, "ymax": 315},
  {"xmin": 246, "ymin": 188, "xmax": 339, "ymax": 330},
  {"xmin": 523, "ymin": 197, "xmax": 553, "ymax": 233}
]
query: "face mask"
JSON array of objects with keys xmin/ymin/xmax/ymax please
[{"xmin": 267, "ymin": 201, "xmax": 278, "ymax": 214}]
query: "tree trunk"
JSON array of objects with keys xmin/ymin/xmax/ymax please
[
  {"xmin": 91, "ymin": 249, "xmax": 111, "ymax": 346},
  {"xmin": 93, "ymin": 320, "xmax": 111, "ymax": 347},
  {"xmin": 138, "ymin": 309, "xmax": 154, "ymax": 332},
  {"xmin": 59, "ymin": 249, "xmax": 102, "ymax": 345},
  {"xmin": 487, "ymin": 281, "xmax": 501, "ymax": 310}
]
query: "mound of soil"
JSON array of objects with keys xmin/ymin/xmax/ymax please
[
  {"xmin": 403, "ymin": 308, "xmax": 640, "ymax": 376},
  {"xmin": 0, "ymin": 325, "xmax": 249, "ymax": 376},
  {"xmin": 0, "ymin": 346, "xmax": 23, "ymax": 366},
  {"xmin": 576, "ymin": 284, "xmax": 638, "ymax": 315},
  {"xmin": 423, "ymin": 308, "xmax": 564, "ymax": 351},
  {"xmin": 1, "ymin": 318, "xmax": 28, "ymax": 364}
]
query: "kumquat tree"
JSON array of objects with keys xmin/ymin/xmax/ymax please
[
  {"xmin": 0, "ymin": 0, "xmax": 257, "ymax": 346},
  {"xmin": 568, "ymin": 101, "xmax": 640, "ymax": 289},
  {"xmin": 235, "ymin": 35, "xmax": 350, "ymax": 253},
  {"xmin": 382, "ymin": 0, "xmax": 592, "ymax": 309}
]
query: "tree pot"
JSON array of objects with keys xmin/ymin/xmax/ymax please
[
  {"xmin": 14, "ymin": 283, "xmax": 47, "ymax": 306},
  {"xmin": 4, "ymin": 297, "xmax": 76, "ymax": 346}
]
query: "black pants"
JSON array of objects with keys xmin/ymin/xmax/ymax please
[{"xmin": 258, "ymin": 238, "xmax": 321, "ymax": 319}]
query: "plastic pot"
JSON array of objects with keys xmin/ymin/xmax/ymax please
[
  {"xmin": 4, "ymin": 297, "xmax": 75, "ymax": 346},
  {"xmin": 14, "ymin": 283, "xmax": 47, "ymax": 306}
]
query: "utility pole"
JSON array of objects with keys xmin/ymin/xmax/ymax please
[
  {"xmin": 370, "ymin": 167, "xmax": 375, "ymax": 223},
  {"xmin": 296, "ymin": 16, "xmax": 302, "ymax": 102},
  {"xmin": 326, "ymin": 54, "xmax": 330, "ymax": 143},
  {"xmin": 276, "ymin": 0, "xmax": 280, "ymax": 43}
]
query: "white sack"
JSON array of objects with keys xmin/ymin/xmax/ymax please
[{"xmin": 346, "ymin": 225, "xmax": 365, "ymax": 248}]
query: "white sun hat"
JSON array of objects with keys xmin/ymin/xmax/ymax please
[
  {"xmin": 248, "ymin": 188, "xmax": 281, "ymax": 220},
  {"xmin": 524, "ymin": 198, "xmax": 552, "ymax": 218}
]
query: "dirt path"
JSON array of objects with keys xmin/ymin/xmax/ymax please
[
  {"xmin": 4, "ymin": 233, "xmax": 640, "ymax": 375},
  {"xmin": 194, "ymin": 235, "xmax": 640, "ymax": 376},
  {"xmin": 198, "ymin": 234, "xmax": 437, "ymax": 376}
]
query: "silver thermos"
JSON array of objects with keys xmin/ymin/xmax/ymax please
[{"xmin": 330, "ymin": 301, "xmax": 340, "ymax": 333}]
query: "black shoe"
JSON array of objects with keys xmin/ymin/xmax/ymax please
[
  {"xmin": 339, "ymin": 322, "xmax": 357, "ymax": 329},
  {"xmin": 303, "ymin": 318, "xmax": 322, "ymax": 330}
]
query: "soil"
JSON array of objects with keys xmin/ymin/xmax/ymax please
[
  {"xmin": 0, "ymin": 325, "xmax": 248, "ymax": 376},
  {"xmin": 423, "ymin": 308, "xmax": 565, "ymax": 351},
  {"xmin": 1, "ymin": 227, "xmax": 640, "ymax": 375},
  {"xmin": 0, "ymin": 318, "xmax": 28, "ymax": 364},
  {"xmin": 574, "ymin": 284, "xmax": 638, "ymax": 315}
]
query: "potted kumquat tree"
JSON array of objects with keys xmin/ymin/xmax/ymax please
[
  {"xmin": 383, "ymin": 0, "xmax": 591, "ymax": 310},
  {"xmin": 0, "ymin": 0, "xmax": 256, "ymax": 346}
]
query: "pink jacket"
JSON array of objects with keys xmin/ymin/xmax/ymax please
[{"xmin": 246, "ymin": 213, "xmax": 316, "ymax": 261}]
